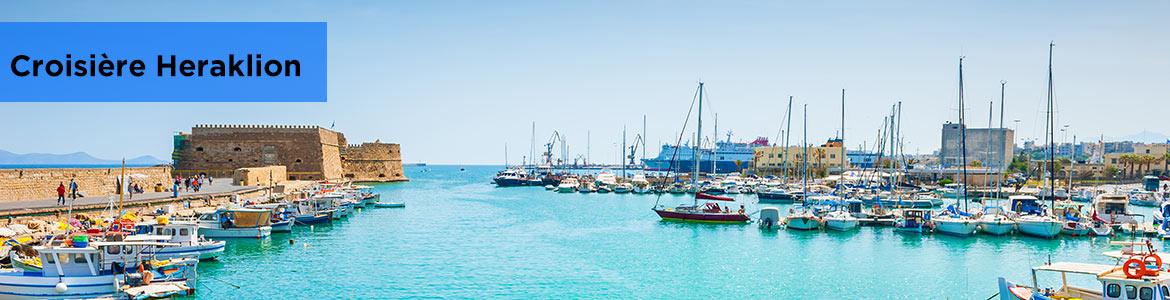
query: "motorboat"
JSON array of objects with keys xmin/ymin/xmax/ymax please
[
  {"xmin": 933, "ymin": 205, "xmax": 978, "ymax": 237},
  {"xmin": 248, "ymin": 203, "xmax": 295, "ymax": 232},
  {"xmin": 290, "ymin": 197, "xmax": 333, "ymax": 224},
  {"xmin": 181, "ymin": 208, "xmax": 273, "ymax": 238},
  {"xmin": 1070, "ymin": 187, "xmax": 1096, "ymax": 202},
  {"xmin": 557, "ymin": 178, "xmax": 580, "ymax": 193},
  {"xmin": 757, "ymin": 187, "xmax": 798, "ymax": 203},
  {"xmin": 784, "ymin": 205, "xmax": 821, "ymax": 230},
  {"xmin": 758, "ymin": 207, "xmax": 782, "ymax": 229},
  {"xmin": 577, "ymin": 181, "xmax": 597, "ymax": 193},
  {"xmin": 1010, "ymin": 195, "xmax": 1063, "ymax": 238},
  {"xmin": 374, "ymin": 202, "xmax": 406, "ymax": 208},
  {"xmin": 653, "ymin": 193, "xmax": 749, "ymax": 223},
  {"xmin": 894, "ymin": 209, "xmax": 933, "ymax": 234},
  {"xmin": 1093, "ymin": 193, "xmax": 1134, "ymax": 225},
  {"xmin": 631, "ymin": 174, "xmax": 651, "ymax": 194},
  {"xmin": 614, "ymin": 183, "xmax": 633, "ymax": 194},
  {"xmin": 1129, "ymin": 190, "xmax": 1160, "ymax": 207},
  {"xmin": 977, "ymin": 206, "xmax": 1016, "ymax": 236},
  {"xmin": 493, "ymin": 168, "xmax": 529, "ymax": 187}
]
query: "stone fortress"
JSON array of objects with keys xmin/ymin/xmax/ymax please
[{"xmin": 173, "ymin": 124, "xmax": 407, "ymax": 182}]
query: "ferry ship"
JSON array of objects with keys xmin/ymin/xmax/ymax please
[{"xmin": 643, "ymin": 137, "xmax": 768, "ymax": 174}]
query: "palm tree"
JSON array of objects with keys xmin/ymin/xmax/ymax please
[
  {"xmin": 813, "ymin": 148, "xmax": 826, "ymax": 169},
  {"xmin": 1163, "ymin": 153, "xmax": 1170, "ymax": 176},
  {"xmin": 1119, "ymin": 154, "xmax": 1136, "ymax": 178}
]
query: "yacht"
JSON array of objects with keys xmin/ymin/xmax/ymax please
[
  {"xmin": 933, "ymin": 205, "xmax": 979, "ymax": 237},
  {"xmin": 1010, "ymin": 195, "xmax": 1063, "ymax": 238},
  {"xmin": 977, "ymin": 206, "xmax": 1016, "ymax": 236},
  {"xmin": 557, "ymin": 177, "xmax": 580, "ymax": 193}
]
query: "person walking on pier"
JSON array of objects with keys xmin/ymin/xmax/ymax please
[
  {"xmin": 68, "ymin": 178, "xmax": 78, "ymax": 200},
  {"xmin": 56, "ymin": 183, "xmax": 66, "ymax": 205}
]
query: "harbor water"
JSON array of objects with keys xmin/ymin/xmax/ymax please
[{"xmin": 195, "ymin": 165, "xmax": 1158, "ymax": 299}]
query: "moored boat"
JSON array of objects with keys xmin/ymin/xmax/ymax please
[
  {"xmin": 977, "ymin": 206, "xmax": 1016, "ymax": 236},
  {"xmin": 179, "ymin": 208, "xmax": 273, "ymax": 239}
]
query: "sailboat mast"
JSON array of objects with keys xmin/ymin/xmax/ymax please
[
  {"xmin": 622, "ymin": 125, "xmax": 627, "ymax": 180},
  {"xmin": 784, "ymin": 96, "xmax": 793, "ymax": 184},
  {"xmin": 694, "ymin": 82, "xmax": 703, "ymax": 192},
  {"xmin": 841, "ymin": 89, "xmax": 846, "ymax": 172},
  {"xmin": 959, "ymin": 57, "xmax": 969, "ymax": 211},
  {"xmin": 531, "ymin": 122, "xmax": 536, "ymax": 168},
  {"xmin": 802, "ymin": 104, "xmax": 808, "ymax": 194},
  {"xmin": 999, "ymin": 81, "xmax": 1006, "ymax": 129},
  {"xmin": 713, "ymin": 113, "xmax": 718, "ymax": 174},
  {"xmin": 1047, "ymin": 42, "xmax": 1056, "ymax": 207}
]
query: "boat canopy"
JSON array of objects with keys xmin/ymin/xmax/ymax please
[{"xmin": 1034, "ymin": 262, "xmax": 1115, "ymax": 275}]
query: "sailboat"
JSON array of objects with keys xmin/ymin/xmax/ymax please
[
  {"xmin": 1014, "ymin": 42, "xmax": 1064, "ymax": 239},
  {"xmin": 652, "ymin": 82, "xmax": 750, "ymax": 223},
  {"xmin": 933, "ymin": 57, "xmax": 978, "ymax": 237}
]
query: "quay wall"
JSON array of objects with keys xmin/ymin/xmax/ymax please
[{"xmin": 0, "ymin": 166, "xmax": 172, "ymax": 202}]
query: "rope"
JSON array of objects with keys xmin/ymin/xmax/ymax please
[{"xmin": 653, "ymin": 84, "xmax": 702, "ymax": 209}]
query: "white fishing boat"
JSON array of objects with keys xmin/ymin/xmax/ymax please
[
  {"xmin": 290, "ymin": 197, "xmax": 333, "ymax": 224},
  {"xmin": 977, "ymin": 206, "xmax": 1016, "ymax": 236},
  {"xmin": 127, "ymin": 222, "xmax": 226, "ymax": 260},
  {"xmin": 577, "ymin": 181, "xmax": 597, "ymax": 193},
  {"xmin": 0, "ymin": 241, "xmax": 198, "ymax": 300},
  {"xmin": 374, "ymin": 202, "xmax": 406, "ymax": 208},
  {"xmin": 557, "ymin": 178, "xmax": 580, "ymax": 193},
  {"xmin": 181, "ymin": 208, "xmax": 273, "ymax": 238}
]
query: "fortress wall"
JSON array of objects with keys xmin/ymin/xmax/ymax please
[{"xmin": 0, "ymin": 166, "xmax": 172, "ymax": 202}]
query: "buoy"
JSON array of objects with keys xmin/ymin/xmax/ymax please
[
  {"xmin": 289, "ymin": 239, "xmax": 295, "ymax": 244},
  {"xmin": 55, "ymin": 282, "xmax": 68, "ymax": 293},
  {"xmin": 304, "ymin": 243, "xmax": 310, "ymax": 247}
]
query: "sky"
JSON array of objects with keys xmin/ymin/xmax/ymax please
[{"xmin": 1, "ymin": 1, "xmax": 1167, "ymax": 165}]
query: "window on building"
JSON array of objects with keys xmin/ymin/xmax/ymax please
[
  {"xmin": 228, "ymin": 159, "xmax": 233, "ymax": 162},
  {"xmin": 830, "ymin": 154, "xmax": 836, "ymax": 158},
  {"xmin": 296, "ymin": 159, "xmax": 302, "ymax": 163},
  {"xmin": 234, "ymin": 147, "xmax": 242, "ymax": 151},
  {"xmin": 195, "ymin": 147, "xmax": 204, "ymax": 151}
]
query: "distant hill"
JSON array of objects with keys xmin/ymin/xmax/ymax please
[
  {"xmin": 0, "ymin": 149, "xmax": 168, "ymax": 165},
  {"xmin": 1105, "ymin": 130, "xmax": 1170, "ymax": 144}
]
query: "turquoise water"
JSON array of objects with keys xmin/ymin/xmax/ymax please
[{"xmin": 195, "ymin": 165, "xmax": 1160, "ymax": 299}]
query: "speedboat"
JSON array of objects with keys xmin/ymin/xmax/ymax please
[
  {"xmin": 493, "ymin": 168, "xmax": 529, "ymax": 187},
  {"xmin": 1010, "ymin": 195, "xmax": 1063, "ymax": 238},
  {"xmin": 933, "ymin": 205, "xmax": 978, "ymax": 237},
  {"xmin": 758, "ymin": 207, "xmax": 782, "ymax": 229},
  {"xmin": 557, "ymin": 178, "xmax": 580, "ymax": 193},
  {"xmin": 977, "ymin": 206, "xmax": 1016, "ymax": 236},
  {"xmin": 894, "ymin": 209, "xmax": 933, "ymax": 233},
  {"xmin": 180, "ymin": 208, "xmax": 273, "ymax": 238},
  {"xmin": 785, "ymin": 205, "xmax": 821, "ymax": 230}
]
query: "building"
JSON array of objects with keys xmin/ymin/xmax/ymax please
[
  {"xmin": 847, "ymin": 150, "xmax": 880, "ymax": 168},
  {"xmin": 173, "ymin": 124, "xmax": 407, "ymax": 182},
  {"xmin": 752, "ymin": 141, "xmax": 846, "ymax": 175},
  {"xmin": 1104, "ymin": 143, "xmax": 1170, "ymax": 177},
  {"xmin": 938, "ymin": 123, "xmax": 1014, "ymax": 170}
]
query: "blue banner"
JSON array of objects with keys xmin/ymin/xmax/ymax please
[{"xmin": 0, "ymin": 22, "xmax": 326, "ymax": 102}]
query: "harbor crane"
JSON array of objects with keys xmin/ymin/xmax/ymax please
[
  {"xmin": 543, "ymin": 131, "xmax": 567, "ymax": 167},
  {"xmin": 627, "ymin": 134, "xmax": 645, "ymax": 167}
]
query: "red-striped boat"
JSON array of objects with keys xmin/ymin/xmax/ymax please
[{"xmin": 653, "ymin": 193, "xmax": 750, "ymax": 223}]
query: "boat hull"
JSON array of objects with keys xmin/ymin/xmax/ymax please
[
  {"xmin": 200, "ymin": 226, "xmax": 272, "ymax": 239},
  {"xmin": 495, "ymin": 178, "xmax": 528, "ymax": 187},
  {"xmin": 152, "ymin": 241, "xmax": 227, "ymax": 260},
  {"xmin": 653, "ymin": 209, "xmax": 750, "ymax": 223},
  {"xmin": 823, "ymin": 218, "xmax": 858, "ymax": 231},
  {"xmin": 934, "ymin": 219, "xmax": 979, "ymax": 237},
  {"xmin": 786, "ymin": 217, "xmax": 821, "ymax": 230},
  {"xmin": 374, "ymin": 202, "xmax": 406, "ymax": 208},
  {"xmin": 978, "ymin": 221, "xmax": 1015, "ymax": 236},
  {"xmin": 294, "ymin": 213, "xmax": 332, "ymax": 224},
  {"xmin": 1017, "ymin": 221, "xmax": 1062, "ymax": 238},
  {"xmin": 0, "ymin": 273, "xmax": 117, "ymax": 300},
  {"xmin": 757, "ymin": 192, "xmax": 797, "ymax": 203},
  {"xmin": 270, "ymin": 220, "xmax": 294, "ymax": 232}
]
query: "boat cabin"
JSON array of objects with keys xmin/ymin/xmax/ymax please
[
  {"xmin": 197, "ymin": 209, "xmax": 272, "ymax": 230},
  {"xmin": 899, "ymin": 209, "xmax": 931, "ymax": 226},
  {"xmin": 1010, "ymin": 195, "xmax": 1045, "ymax": 216},
  {"xmin": 1095, "ymin": 194, "xmax": 1133, "ymax": 224},
  {"xmin": 1011, "ymin": 262, "xmax": 1170, "ymax": 300},
  {"xmin": 1053, "ymin": 202, "xmax": 1085, "ymax": 222}
]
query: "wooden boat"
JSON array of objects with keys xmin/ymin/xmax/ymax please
[
  {"xmin": 127, "ymin": 222, "xmax": 226, "ymax": 260},
  {"xmin": 998, "ymin": 238, "xmax": 1169, "ymax": 300},
  {"xmin": 374, "ymin": 202, "xmax": 406, "ymax": 208},
  {"xmin": 178, "ymin": 208, "xmax": 272, "ymax": 239},
  {"xmin": 0, "ymin": 241, "xmax": 198, "ymax": 299},
  {"xmin": 894, "ymin": 209, "xmax": 933, "ymax": 233}
]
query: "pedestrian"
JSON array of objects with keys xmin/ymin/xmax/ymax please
[
  {"xmin": 184, "ymin": 177, "xmax": 191, "ymax": 192},
  {"xmin": 69, "ymin": 178, "xmax": 79, "ymax": 200},
  {"xmin": 56, "ymin": 183, "xmax": 66, "ymax": 205}
]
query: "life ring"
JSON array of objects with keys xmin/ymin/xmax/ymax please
[
  {"xmin": 1124, "ymin": 258, "xmax": 1147, "ymax": 279},
  {"xmin": 118, "ymin": 219, "xmax": 135, "ymax": 232},
  {"xmin": 110, "ymin": 223, "xmax": 121, "ymax": 232}
]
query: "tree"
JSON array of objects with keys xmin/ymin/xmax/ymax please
[
  {"xmin": 939, "ymin": 178, "xmax": 954, "ymax": 185},
  {"xmin": 1119, "ymin": 154, "xmax": 1136, "ymax": 177},
  {"xmin": 970, "ymin": 160, "xmax": 983, "ymax": 167},
  {"xmin": 1163, "ymin": 153, "xmax": 1170, "ymax": 176},
  {"xmin": 1104, "ymin": 166, "xmax": 1120, "ymax": 178},
  {"xmin": 813, "ymin": 148, "xmax": 826, "ymax": 169}
]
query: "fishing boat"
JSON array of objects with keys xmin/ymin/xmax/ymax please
[
  {"xmin": 894, "ymin": 209, "xmax": 933, "ymax": 234},
  {"xmin": 182, "ymin": 208, "xmax": 273, "ymax": 238},
  {"xmin": 128, "ymin": 222, "xmax": 226, "ymax": 260},
  {"xmin": 0, "ymin": 241, "xmax": 198, "ymax": 300},
  {"xmin": 997, "ymin": 238, "xmax": 1168, "ymax": 300},
  {"xmin": 247, "ymin": 203, "xmax": 295, "ymax": 232},
  {"xmin": 578, "ymin": 181, "xmax": 597, "ymax": 193},
  {"xmin": 556, "ymin": 177, "xmax": 580, "ymax": 193},
  {"xmin": 290, "ymin": 197, "xmax": 333, "ymax": 224},
  {"xmin": 977, "ymin": 206, "xmax": 1016, "ymax": 236},
  {"xmin": 1011, "ymin": 195, "xmax": 1063, "ymax": 238},
  {"xmin": 374, "ymin": 202, "xmax": 406, "ymax": 208},
  {"xmin": 1054, "ymin": 201, "xmax": 1091, "ymax": 236}
]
